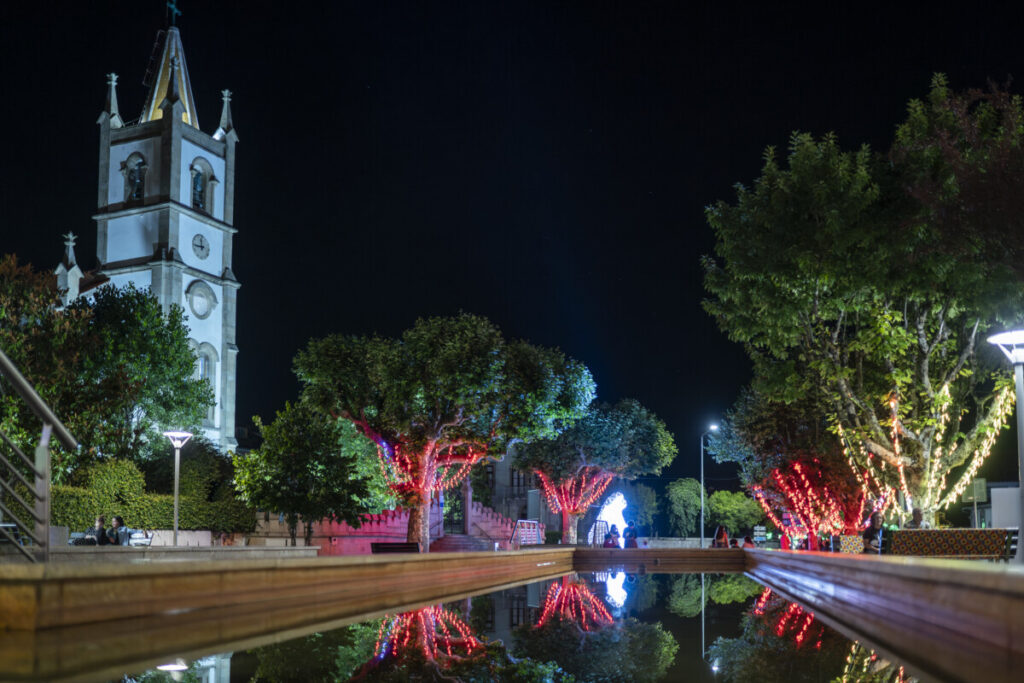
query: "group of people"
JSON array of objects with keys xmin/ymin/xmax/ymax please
[
  {"xmin": 862, "ymin": 507, "xmax": 929, "ymax": 554},
  {"xmin": 73, "ymin": 515, "xmax": 131, "ymax": 546},
  {"xmin": 601, "ymin": 521, "xmax": 640, "ymax": 548},
  {"xmin": 712, "ymin": 525, "xmax": 757, "ymax": 549}
]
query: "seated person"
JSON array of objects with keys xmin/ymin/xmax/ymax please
[
  {"xmin": 903, "ymin": 507, "xmax": 931, "ymax": 529},
  {"xmin": 81, "ymin": 515, "xmax": 110, "ymax": 546},
  {"xmin": 863, "ymin": 512, "xmax": 887, "ymax": 554},
  {"xmin": 602, "ymin": 532, "xmax": 618, "ymax": 548},
  {"xmin": 742, "ymin": 536, "xmax": 756, "ymax": 549},
  {"xmin": 107, "ymin": 515, "xmax": 130, "ymax": 546}
]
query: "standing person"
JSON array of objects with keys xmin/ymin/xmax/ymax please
[
  {"xmin": 712, "ymin": 525, "xmax": 730, "ymax": 548},
  {"xmin": 83, "ymin": 516, "xmax": 110, "ymax": 546},
  {"xmin": 863, "ymin": 512, "xmax": 887, "ymax": 554},
  {"xmin": 623, "ymin": 521, "xmax": 639, "ymax": 548},
  {"xmin": 903, "ymin": 508, "xmax": 930, "ymax": 529},
  {"xmin": 107, "ymin": 516, "xmax": 130, "ymax": 546}
]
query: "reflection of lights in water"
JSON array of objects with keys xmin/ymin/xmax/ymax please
[
  {"xmin": 596, "ymin": 492, "xmax": 628, "ymax": 547},
  {"xmin": 604, "ymin": 571, "xmax": 628, "ymax": 608},
  {"xmin": 156, "ymin": 659, "xmax": 188, "ymax": 671}
]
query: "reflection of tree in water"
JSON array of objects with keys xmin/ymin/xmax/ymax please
[
  {"xmin": 667, "ymin": 573, "xmax": 763, "ymax": 618},
  {"xmin": 707, "ymin": 588, "xmax": 914, "ymax": 682},
  {"xmin": 839, "ymin": 642, "xmax": 913, "ymax": 683},
  {"xmin": 347, "ymin": 602, "xmax": 576, "ymax": 682},
  {"xmin": 537, "ymin": 577, "xmax": 614, "ymax": 630},
  {"xmin": 513, "ymin": 576, "xmax": 678, "ymax": 683}
]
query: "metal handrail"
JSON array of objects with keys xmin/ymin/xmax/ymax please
[
  {"xmin": 0, "ymin": 348, "xmax": 78, "ymax": 562},
  {"xmin": 0, "ymin": 350, "xmax": 77, "ymax": 451}
]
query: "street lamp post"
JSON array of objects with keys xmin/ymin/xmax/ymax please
[
  {"xmin": 163, "ymin": 430, "xmax": 193, "ymax": 546},
  {"xmin": 700, "ymin": 424, "xmax": 719, "ymax": 549},
  {"xmin": 987, "ymin": 330, "xmax": 1024, "ymax": 564}
]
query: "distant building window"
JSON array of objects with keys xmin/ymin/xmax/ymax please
[{"xmin": 122, "ymin": 153, "xmax": 147, "ymax": 204}]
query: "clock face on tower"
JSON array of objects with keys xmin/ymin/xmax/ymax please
[{"xmin": 192, "ymin": 234, "xmax": 210, "ymax": 259}]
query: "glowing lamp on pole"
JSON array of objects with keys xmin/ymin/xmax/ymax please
[
  {"xmin": 163, "ymin": 430, "xmax": 193, "ymax": 546},
  {"xmin": 700, "ymin": 424, "xmax": 719, "ymax": 549},
  {"xmin": 986, "ymin": 330, "xmax": 1024, "ymax": 564}
]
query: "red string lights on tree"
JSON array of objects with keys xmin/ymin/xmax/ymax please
[
  {"xmin": 536, "ymin": 468, "xmax": 614, "ymax": 519},
  {"xmin": 537, "ymin": 577, "xmax": 614, "ymax": 632},
  {"xmin": 376, "ymin": 441, "xmax": 487, "ymax": 499}
]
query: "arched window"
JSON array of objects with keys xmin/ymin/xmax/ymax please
[
  {"xmin": 122, "ymin": 152, "xmax": 147, "ymax": 204},
  {"xmin": 189, "ymin": 157, "xmax": 217, "ymax": 214},
  {"xmin": 193, "ymin": 341, "xmax": 220, "ymax": 425}
]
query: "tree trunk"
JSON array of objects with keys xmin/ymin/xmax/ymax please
[
  {"xmin": 408, "ymin": 499, "xmax": 431, "ymax": 552},
  {"xmin": 303, "ymin": 519, "xmax": 314, "ymax": 546},
  {"xmin": 562, "ymin": 510, "xmax": 579, "ymax": 545}
]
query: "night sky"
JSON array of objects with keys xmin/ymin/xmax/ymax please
[{"xmin": 2, "ymin": 2, "xmax": 1022, "ymax": 490}]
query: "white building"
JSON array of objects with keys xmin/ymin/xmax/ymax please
[{"xmin": 60, "ymin": 25, "xmax": 240, "ymax": 449}]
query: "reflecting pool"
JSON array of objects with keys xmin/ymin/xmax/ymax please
[{"xmin": 115, "ymin": 572, "xmax": 914, "ymax": 683}]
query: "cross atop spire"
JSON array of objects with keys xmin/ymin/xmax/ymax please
[{"xmin": 167, "ymin": 0, "xmax": 182, "ymax": 27}]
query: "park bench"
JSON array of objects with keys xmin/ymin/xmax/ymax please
[{"xmin": 370, "ymin": 542, "xmax": 421, "ymax": 554}]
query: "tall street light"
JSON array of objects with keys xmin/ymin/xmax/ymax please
[
  {"xmin": 163, "ymin": 430, "xmax": 193, "ymax": 546},
  {"xmin": 987, "ymin": 330, "xmax": 1024, "ymax": 564},
  {"xmin": 700, "ymin": 424, "xmax": 719, "ymax": 549}
]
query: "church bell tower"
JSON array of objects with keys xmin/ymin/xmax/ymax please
[{"xmin": 95, "ymin": 24, "xmax": 240, "ymax": 449}]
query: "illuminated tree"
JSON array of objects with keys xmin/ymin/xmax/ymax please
[
  {"xmin": 513, "ymin": 399, "xmax": 677, "ymax": 543},
  {"xmin": 296, "ymin": 314, "xmax": 594, "ymax": 551},
  {"xmin": 703, "ymin": 78, "xmax": 1024, "ymax": 522}
]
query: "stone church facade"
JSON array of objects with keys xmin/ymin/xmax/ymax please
[{"xmin": 60, "ymin": 26, "xmax": 239, "ymax": 450}]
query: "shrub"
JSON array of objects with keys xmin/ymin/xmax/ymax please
[{"xmin": 51, "ymin": 458, "xmax": 255, "ymax": 533}]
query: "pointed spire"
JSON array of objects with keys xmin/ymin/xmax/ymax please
[
  {"xmin": 104, "ymin": 73, "xmax": 124, "ymax": 128},
  {"xmin": 62, "ymin": 232, "xmax": 78, "ymax": 269},
  {"xmin": 55, "ymin": 232, "xmax": 83, "ymax": 306},
  {"xmin": 165, "ymin": 56, "xmax": 181, "ymax": 104},
  {"xmin": 213, "ymin": 89, "xmax": 237, "ymax": 141},
  {"xmin": 140, "ymin": 27, "xmax": 199, "ymax": 127}
]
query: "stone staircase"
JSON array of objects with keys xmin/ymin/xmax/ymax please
[{"xmin": 429, "ymin": 534, "xmax": 495, "ymax": 552}]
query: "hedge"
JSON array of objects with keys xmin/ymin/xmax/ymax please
[{"xmin": 51, "ymin": 459, "xmax": 255, "ymax": 534}]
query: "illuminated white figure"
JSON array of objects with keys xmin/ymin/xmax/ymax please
[{"xmin": 594, "ymin": 491, "xmax": 628, "ymax": 548}]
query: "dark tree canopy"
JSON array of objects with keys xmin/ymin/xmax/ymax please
[
  {"xmin": 294, "ymin": 313, "xmax": 595, "ymax": 549},
  {"xmin": 233, "ymin": 402, "xmax": 385, "ymax": 544},
  {"xmin": 0, "ymin": 257, "xmax": 211, "ymax": 480}
]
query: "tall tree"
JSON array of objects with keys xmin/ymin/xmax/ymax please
[
  {"xmin": 80, "ymin": 283, "xmax": 212, "ymax": 461},
  {"xmin": 0, "ymin": 259, "xmax": 211, "ymax": 480},
  {"xmin": 233, "ymin": 402, "xmax": 385, "ymax": 545},
  {"xmin": 513, "ymin": 399, "xmax": 677, "ymax": 543},
  {"xmin": 295, "ymin": 314, "xmax": 594, "ymax": 551},
  {"xmin": 665, "ymin": 478, "xmax": 705, "ymax": 537},
  {"xmin": 703, "ymin": 78, "xmax": 1024, "ymax": 521},
  {"xmin": 707, "ymin": 490, "xmax": 764, "ymax": 536}
]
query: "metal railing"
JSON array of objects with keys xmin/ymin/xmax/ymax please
[{"xmin": 0, "ymin": 349, "xmax": 78, "ymax": 562}]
